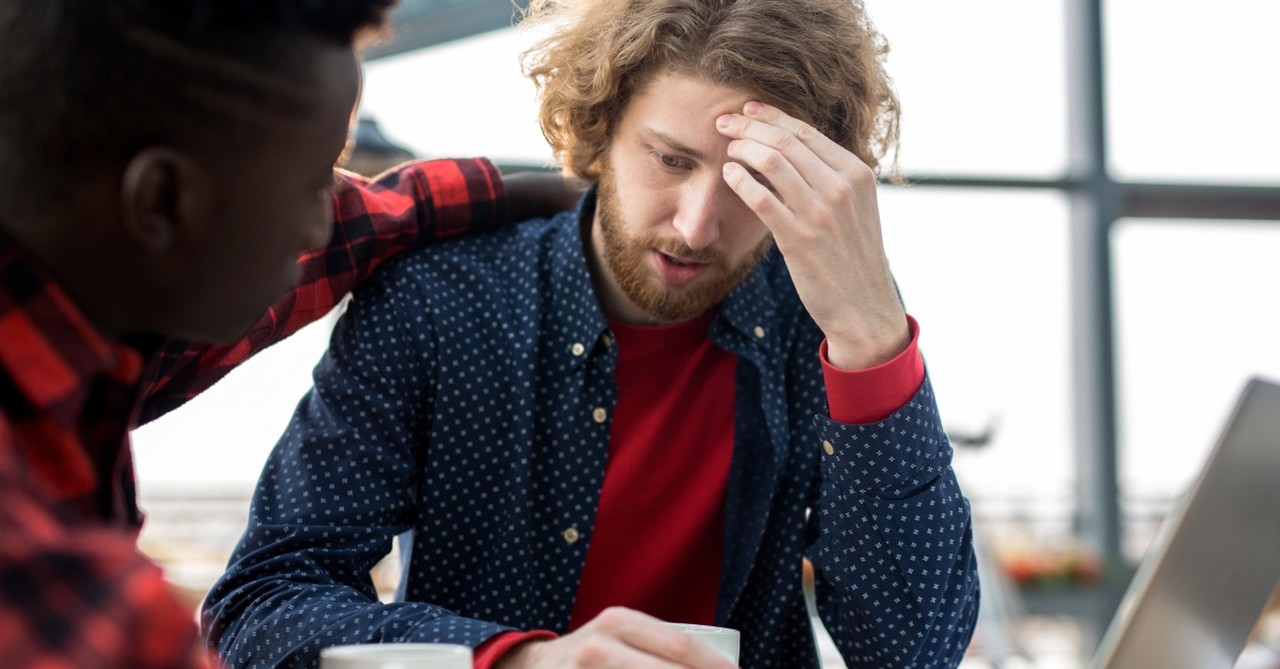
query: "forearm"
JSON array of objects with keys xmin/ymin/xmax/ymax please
[
  {"xmin": 809, "ymin": 376, "xmax": 979, "ymax": 668},
  {"xmin": 204, "ymin": 525, "xmax": 513, "ymax": 668},
  {"xmin": 137, "ymin": 158, "xmax": 505, "ymax": 425},
  {"xmin": 0, "ymin": 469, "xmax": 212, "ymax": 669}
]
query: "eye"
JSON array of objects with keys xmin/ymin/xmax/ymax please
[{"xmin": 652, "ymin": 151, "xmax": 689, "ymax": 170}]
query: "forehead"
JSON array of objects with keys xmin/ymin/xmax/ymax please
[
  {"xmin": 274, "ymin": 43, "xmax": 360, "ymax": 143},
  {"xmin": 229, "ymin": 42, "xmax": 360, "ymax": 169},
  {"xmin": 617, "ymin": 71, "xmax": 754, "ymax": 152}
]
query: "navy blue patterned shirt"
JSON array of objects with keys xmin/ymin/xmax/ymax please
[{"xmin": 203, "ymin": 191, "xmax": 979, "ymax": 668}]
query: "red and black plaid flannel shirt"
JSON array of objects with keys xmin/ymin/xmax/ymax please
[{"xmin": 0, "ymin": 158, "xmax": 506, "ymax": 669}]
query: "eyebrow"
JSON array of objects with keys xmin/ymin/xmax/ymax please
[{"xmin": 641, "ymin": 127, "xmax": 707, "ymax": 161}]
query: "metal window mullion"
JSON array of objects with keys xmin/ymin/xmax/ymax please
[{"xmin": 1064, "ymin": 0, "xmax": 1126, "ymax": 643}]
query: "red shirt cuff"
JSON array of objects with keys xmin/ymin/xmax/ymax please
[
  {"xmin": 473, "ymin": 630, "xmax": 558, "ymax": 669},
  {"xmin": 821, "ymin": 315, "xmax": 924, "ymax": 424}
]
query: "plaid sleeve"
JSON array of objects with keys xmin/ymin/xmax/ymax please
[
  {"xmin": 137, "ymin": 158, "xmax": 506, "ymax": 424},
  {"xmin": 0, "ymin": 429, "xmax": 214, "ymax": 669}
]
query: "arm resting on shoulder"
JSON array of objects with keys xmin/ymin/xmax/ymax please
[{"xmin": 138, "ymin": 158, "xmax": 508, "ymax": 424}]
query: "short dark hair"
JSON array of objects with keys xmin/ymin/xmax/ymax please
[{"xmin": 0, "ymin": 0, "xmax": 395, "ymax": 203}]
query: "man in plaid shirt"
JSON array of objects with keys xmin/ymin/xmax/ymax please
[{"xmin": 0, "ymin": 2, "xmax": 573, "ymax": 667}]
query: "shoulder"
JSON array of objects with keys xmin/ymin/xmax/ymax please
[
  {"xmin": 337, "ymin": 214, "xmax": 575, "ymax": 340},
  {"xmin": 367, "ymin": 213, "xmax": 571, "ymax": 295}
]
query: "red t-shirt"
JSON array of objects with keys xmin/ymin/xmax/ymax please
[{"xmin": 475, "ymin": 316, "xmax": 924, "ymax": 667}]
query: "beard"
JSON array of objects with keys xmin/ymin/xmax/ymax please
[{"xmin": 595, "ymin": 162, "xmax": 773, "ymax": 324}]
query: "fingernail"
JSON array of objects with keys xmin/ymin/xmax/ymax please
[
  {"xmin": 716, "ymin": 114, "xmax": 733, "ymax": 129},
  {"xmin": 744, "ymin": 101, "xmax": 763, "ymax": 115}
]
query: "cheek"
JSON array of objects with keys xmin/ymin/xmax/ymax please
[
  {"xmin": 282, "ymin": 195, "xmax": 329, "ymax": 238},
  {"xmin": 612, "ymin": 176, "xmax": 675, "ymax": 232}
]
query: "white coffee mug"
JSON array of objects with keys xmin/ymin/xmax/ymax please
[
  {"xmin": 667, "ymin": 622, "xmax": 740, "ymax": 664},
  {"xmin": 319, "ymin": 643, "xmax": 472, "ymax": 669}
]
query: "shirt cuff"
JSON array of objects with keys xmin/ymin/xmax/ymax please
[
  {"xmin": 821, "ymin": 315, "xmax": 924, "ymax": 424},
  {"xmin": 473, "ymin": 630, "xmax": 558, "ymax": 669}
]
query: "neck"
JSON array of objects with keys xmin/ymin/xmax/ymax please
[{"xmin": 1, "ymin": 195, "xmax": 147, "ymax": 340}]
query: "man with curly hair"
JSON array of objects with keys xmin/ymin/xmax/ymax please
[
  {"xmin": 205, "ymin": 0, "xmax": 980, "ymax": 667},
  {"xmin": 0, "ymin": 1, "xmax": 575, "ymax": 667}
]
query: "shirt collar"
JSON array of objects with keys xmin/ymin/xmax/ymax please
[
  {"xmin": 545, "ymin": 190, "xmax": 611, "ymax": 367},
  {"xmin": 0, "ymin": 229, "xmax": 146, "ymax": 424},
  {"xmin": 712, "ymin": 251, "xmax": 784, "ymax": 357}
]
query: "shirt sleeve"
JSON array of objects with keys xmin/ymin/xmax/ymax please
[
  {"xmin": 201, "ymin": 265, "xmax": 515, "ymax": 667},
  {"xmin": 820, "ymin": 315, "xmax": 924, "ymax": 424},
  {"xmin": 136, "ymin": 158, "xmax": 508, "ymax": 425},
  {"xmin": 473, "ymin": 630, "xmax": 559, "ymax": 669},
  {"xmin": 807, "ymin": 375, "xmax": 980, "ymax": 667},
  {"xmin": 0, "ymin": 428, "xmax": 215, "ymax": 669}
]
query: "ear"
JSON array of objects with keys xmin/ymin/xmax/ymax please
[{"xmin": 119, "ymin": 147, "xmax": 213, "ymax": 252}]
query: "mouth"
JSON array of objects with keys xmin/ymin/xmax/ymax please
[{"xmin": 652, "ymin": 250, "xmax": 710, "ymax": 285}]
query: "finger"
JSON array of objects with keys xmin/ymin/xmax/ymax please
[
  {"xmin": 615, "ymin": 626, "xmax": 735, "ymax": 669},
  {"xmin": 727, "ymin": 121, "xmax": 844, "ymax": 244},
  {"xmin": 716, "ymin": 111, "xmax": 829, "ymax": 192},
  {"xmin": 592, "ymin": 610, "xmax": 736, "ymax": 668},
  {"xmin": 723, "ymin": 105, "xmax": 878, "ymax": 223},
  {"xmin": 740, "ymin": 100, "xmax": 866, "ymax": 174},
  {"xmin": 721, "ymin": 161, "xmax": 792, "ymax": 234}
]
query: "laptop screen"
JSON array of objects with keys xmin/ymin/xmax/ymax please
[{"xmin": 1091, "ymin": 378, "xmax": 1280, "ymax": 669}]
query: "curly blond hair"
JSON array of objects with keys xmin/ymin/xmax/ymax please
[{"xmin": 520, "ymin": 0, "xmax": 900, "ymax": 180}]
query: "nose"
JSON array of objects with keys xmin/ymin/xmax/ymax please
[{"xmin": 671, "ymin": 179, "xmax": 722, "ymax": 251}]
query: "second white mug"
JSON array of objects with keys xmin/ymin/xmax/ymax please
[
  {"xmin": 319, "ymin": 642, "xmax": 472, "ymax": 669},
  {"xmin": 666, "ymin": 622, "xmax": 740, "ymax": 664}
]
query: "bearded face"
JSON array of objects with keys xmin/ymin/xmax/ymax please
[
  {"xmin": 582, "ymin": 71, "xmax": 780, "ymax": 326},
  {"xmin": 595, "ymin": 165, "xmax": 773, "ymax": 324}
]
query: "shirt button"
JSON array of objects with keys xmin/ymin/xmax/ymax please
[
  {"xmin": 601, "ymin": 334, "xmax": 613, "ymax": 348},
  {"xmin": 592, "ymin": 407, "xmax": 608, "ymax": 423},
  {"xmin": 822, "ymin": 440, "xmax": 835, "ymax": 455},
  {"xmin": 562, "ymin": 527, "xmax": 580, "ymax": 544},
  {"xmin": 753, "ymin": 325, "xmax": 765, "ymax": 339},
  {"xmin": 571, "ymin": 342, "xmax": 586, "ymax": 356}
]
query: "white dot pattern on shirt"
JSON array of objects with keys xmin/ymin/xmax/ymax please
[{"xmin": 202, "ymin": 203, "xmax": 977, "ymax": 669}]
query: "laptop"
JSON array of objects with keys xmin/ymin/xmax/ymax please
[{"xmin": 1090, "ymin": 377, "xmax": 1280, "ymax": 669}]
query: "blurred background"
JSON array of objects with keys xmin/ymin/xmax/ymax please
[{"xmin": 131, "ymin": 0, "xmax": 1280, "ymax": 666}]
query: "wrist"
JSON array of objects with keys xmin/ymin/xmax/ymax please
[
  {"xmin": 492, "ymin": 638, "xmax": 546, "ymax": 669},
  {"xmin": 825, "ymin": 323, "xmax": 910, "ymax": 371}
]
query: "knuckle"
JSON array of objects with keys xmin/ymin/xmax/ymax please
[
  {"xmin": 575, "ymin": 638, "xmax": 610, "ymax": 665},
  {"xmin": 794, "ymin": 121, "xmax": 820, "ymax": 143},
  {"xmin": 848, "ymin": 164, "xmax": 877, "ymax": 188},
  {"xmin": 595, "ymin": 606, "xmax": 628, "ymax": 629},
  {"xmin": 828, "ymin": 179, "xmax": 855, "ymax": 203},
  {"xmin": 747, "ymin": 190, "xmax": 774, "ymax": 212},
  {"xmin": 769, "ymin": 129, "xmax": 796, "ymax": 152},
  {"xmin": 668, "ymin": 632, "xmax": 696, "ymax": 657},
  {"xmin": 761, "ymin": 150, "xmax": 787, "ymax": 174}
]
